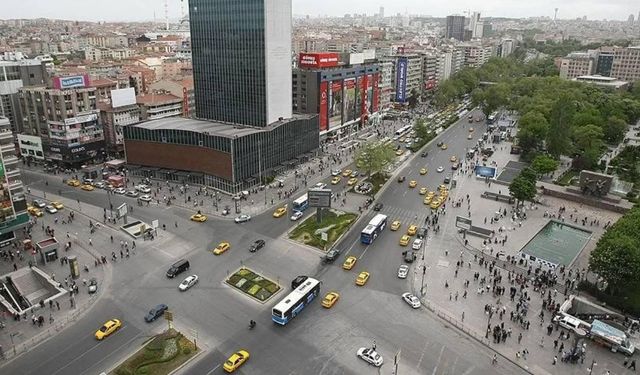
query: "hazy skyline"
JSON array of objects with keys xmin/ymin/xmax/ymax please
[{"xmin": 0, "ymin": 0, "xmax": 637, "ymax": 23}]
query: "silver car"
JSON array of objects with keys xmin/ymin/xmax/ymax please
[
  {"xmin": 357, "ymin": 347, "xmax": 383, "ymax": 367},
  {"xmin": 178, "ymin": 275, "xmax": 198, "ymax": 291},
  {"xmin": 397, "ymin": 265, "xmax": 409, "ymax": 279},
  {"xmin": 402, "ymin": 292, "xmax": 421, "ymax": 309}
]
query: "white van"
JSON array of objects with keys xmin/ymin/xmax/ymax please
[{"xmin": 554, "ymin": 314, "xmax": 590, "ymax": 336}]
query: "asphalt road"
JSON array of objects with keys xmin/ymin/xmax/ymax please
[{"xmin": 6, "ymin": 110, "xmax": 527, "ymax": 375}]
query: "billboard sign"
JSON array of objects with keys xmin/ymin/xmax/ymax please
[
  {"xmin": 344, "ymin": 78, "xmax": 357, "ymax": 122},
  {"xmin": 64, "ymin": 113, "xmax": 98, "ymax": 126},
  {"xmin": 111, "ymin": 87, "xmax": 136, "ymax": 108},
  {"xmin": 319, "ymin": 81, "xmax": 329, "ymax": 132},
  {"xmin": 328, "ymin": 80, "xmax": 343, "ymax": 128},
  {"xmin": 308, "ymin": 188, "xmax": 332, "ymax": 208},
  {"xmin": 299, "ymin": 53, "xmax": 340, "ymax": 68},
  {"xmin": 0, "ymin": 152, "xmax": 15, "ymax": 224},
  {"xmin": 53, "ymin": 74, "xmax": 90, "ymax": 90},
  {"xmin": 395, "ymin": 57, "xmax": 408, "ymax": 102},
  {"xmin": 455, "ymin": 216, "xmax": 472, "ymax": 230}
]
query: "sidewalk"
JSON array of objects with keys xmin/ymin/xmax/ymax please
[
  {"xmin": 411, "ymin": 134, "xmax": 631, "ymax": 375},
  {"xmin": 0, "ymin": 186, "xmax": 183, "ymax": 362}
]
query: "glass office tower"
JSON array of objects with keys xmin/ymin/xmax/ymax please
[{"xmin": 189, "ymin": 0, "xmax": 293, "ymax": 127}]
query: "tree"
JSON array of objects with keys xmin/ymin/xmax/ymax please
[
  {"xmin": 517, "ymin": 111, "xmax": 549, "ymax": 152},
  {"xmin": 354, "ymin": 141, "xmax": 396, "ymax": 177},
  {"xmin": 509, "ymin": 175, "xmax": 537, "ymax": 207},
  {"xmin": 531, "ymin": 155, "xmax": 559, "ymax": 176},
  {"xmin": 408, "ymin": 88, "xmax": 419, "ymax": 109},
  {"xmin": 414, "ymin": 118, "xmax": 430, "ymax": 142},
  {"xmin": 590, "ymin": 225, "xmax": 640, "ymax": 294},
  {"xmin": 573, "ymin": 124, "xmax": 604, "ymax": 152},
  {"xmin": 546, "ymin": 95, "xmax": 576, "ymax": 158},
  {"xmin": 603, "ymin": 116, "xmax": 628, "ymax": 144}
]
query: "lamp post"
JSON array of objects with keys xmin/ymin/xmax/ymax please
[{"xmin": 588, "ymin": 359, "xmax": 597, "ymax": 373}]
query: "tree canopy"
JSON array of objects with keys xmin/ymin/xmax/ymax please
[
  {"xmin": 531, "ymin": 155, "xmax": 559, "ymax": 176},
  {"xmin": 589, "ymin": 206, "xmax": 640, "ymax": 294},
  {"xmin": 354, "ymin": 141, "xmax": 396, "ymax": 177},
  {"xmin": 509, "ymin": 168, "xmax": 537, "ymax": 207}
]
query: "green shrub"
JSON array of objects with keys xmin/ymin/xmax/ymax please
[{"xmin": 183, "ymin": 347, "xmax": 191, "ymax": 355}]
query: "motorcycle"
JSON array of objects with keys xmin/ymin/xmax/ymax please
[{"xmin": 249, "ymin": 320, "xmax": 256, "ymax": 330}]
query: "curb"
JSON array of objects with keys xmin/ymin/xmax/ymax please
[{"xmin": 168, "ymin": 347, "xmax": 206, "ymax": 375}]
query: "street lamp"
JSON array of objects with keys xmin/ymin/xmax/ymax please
[
  {"xmin": 588, "ymin": 359, "xmax": 597, "ymax": 373},
  {"xmin": 9, "ymin": 331, "xmax": 19, "ymax": 355}
]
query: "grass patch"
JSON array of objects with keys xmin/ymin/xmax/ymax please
[
  {"xmin": 225, "ymin": 268, "xmax": 281, "ymax": 302},
  {"xmin": 368, "ymin": 173, "xmax": 390, "ymax": 196},
  {"xmin": 555, "ymin": 170, "xmax": 579, "ymax": 186},
  {"xmin": 289, "ymin": 209, "xmax": 358, "ymax": 250},
  {"xmin": 112, "ymin": 329, "xmax": 197, "ymax": 375}
]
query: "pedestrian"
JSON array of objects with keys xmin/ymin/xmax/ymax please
[
  {"xmin": 56, "ymin": 301, "xmax": 60, "ymax": 310},
  {"xmin": 492, "ymin": 354, "xmax": 497, "ymax": 365},
  {"xmin": 462, "ymin": 311, "xmax": 465, "ymax": 322},
  {"xmin": 553, "ymin": 356, "xmax": 557, "ymax": 365},
  {"xmin": 553, "ymin": 339, "xmax": 558, "ymax": 348},
  {"xmin": 629, "ymin": 359, "xmax": 636, "ymax": 371},
  {"xmin": 517, "ymin": 332, "xmax": 522, "ymax": 344}
]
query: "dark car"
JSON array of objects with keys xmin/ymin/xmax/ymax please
[
  {"xmin": 397, "ymin": 176, "xmax": 406, "ymax": 183},
  {"xmin": 249, "ymin": 239, "xmax": 266, "ymax": 253},
  {"xmin": 436, "ymin": 142, "xmax": 443, "ymax": 147},
  {"xmin": 444, "ymin": 175, "xmax": 451, "ymax": 184},
  {"xmin": 417, "ymin": 227, "xmax": 428, "ymax": 239},
  {"xmin": 291, "ymin": 275, "xmax": 308, "ymax": 289},
  {"xmin": 403, "ymin": 251, "xmax": 415, "ymax": 263},
  {"xmin": 373, "ymin": 203, "xmax": 383, "ymax": 211},
  {"xmin": 324, "ymin": 247, "xmax": 341, "ymax": 263},
  {"xmin": 420, "ymin": 151, "xmax": 428, "ymax": 157},
  {"xmin": 145, "ymin": 304, "xmax": 169, "ymax": 322}
]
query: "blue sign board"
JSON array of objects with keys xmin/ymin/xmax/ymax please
[
  {"xmin": 474, "ymin": 166, "xmax": 497, "ymax": 178},
  {"xmin": 395, "ymin": 57, "xmax": 408, "ymax": 102},
  {"xmin": 58, "ymin": 75, "xmax": 87, "ymax": 89}
]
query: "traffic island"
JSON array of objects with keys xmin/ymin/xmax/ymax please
[
  {"xmin": 112, "ymin": 329, "xmax": 197, "ymax": 375},
  {"xmin": 289, "ymin": 209, "xmax": 358, "ymax": 250},
  {"xmin": 225, "ymin": 267, "xmax": 281, "ymax": 302}
]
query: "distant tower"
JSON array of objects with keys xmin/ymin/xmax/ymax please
[
  {"xmin": 379, "ymin": 6, "xmax": 384, "ymax": 18},
  {"xmin": 164, "ymin": 0, "xmax": 169, "ymax": 31},
  {"xmin": 554, "ymin": 8, "xmax": 558, "ymax": 22}
]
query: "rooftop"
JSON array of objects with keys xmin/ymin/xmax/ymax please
[
  {"xmin": 131, "ymin": 114, "xmax": 315, "ymax": 139},
  {"xmin": 136, "ymin": 94, "xmax": 181, "ymax": 105}
]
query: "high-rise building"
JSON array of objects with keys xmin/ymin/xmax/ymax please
[
  {"xmin": 190, "ymin": 0, "xmax": 292, "ymax": 127},
  {"xmin": 446, "ymin": 15, "xmax": 466, "ymax": 42},
  {"xmin": 0, "ymin": 59, "xmax": 48, "ymax": 134},
  {"xmin": 379, "ymin": 6, "xmax": 385, "ymax": 18},
  {"xmin": 559, "ymin": 52, "xmax": 594, "ymax": 80},
  {"xmin": 0, "ymin": 117, "xmax": 29, "ymax": 244},
  {"xmin": 610, "ymin": 46, "xmax": 640, "ymax": 82},
  {"xmin": 123, "ymin": 0, "xmax": 318, "ymax": 193},
  {"xmin": 628, "ymin": 14, "xmax": 635, "ymax": 25}
]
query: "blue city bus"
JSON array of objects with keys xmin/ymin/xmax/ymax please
[
  {"xmin": 360, "ymin": 214, "xmax": 388, "ymax": 244},
  {"xmin": 292, "ymin": 194, "xmax": 309, "ymax": 211},
  {"xmin": 272, "ymin": 277, "xmax": 321, "ymax": 325}
]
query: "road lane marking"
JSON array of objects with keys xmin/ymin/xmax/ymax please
[
  {"xmin": 51, "ymin": 326, "xmax": 137, "ymax": 375},
  {"xmin": 430, "ymin": 346, "xmax": 446, "ymax": 375},
  {"xmin": 343, "ymin": 236, "xmax": 361, "ymax": 257},
  {"xmin": 205, "ymin": 364, "xmax": 221, "ymax": 375}
]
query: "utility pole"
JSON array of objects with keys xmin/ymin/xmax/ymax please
[
  {"xmin": 421, "ymin": 265, "xmax": 427, "ymax": 296},
  {"xmin": 258, "ymin": 142, "xmax": 267, "ymax": 205}
]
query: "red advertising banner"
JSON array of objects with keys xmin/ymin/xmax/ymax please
[
  {"xmin": 299, "ymin": 52, "xmax": 340, "ymax": 68},
  {"xmin": 372, "ymin": 73, "xmax": 380, "ymax": 112},
  {"xmin": 319, "ymin": 81, "xmax": 329, "ymax": 131},
  {"xmin": 360, "ymin": 75, "xmax": 368, "ymax": 123}
]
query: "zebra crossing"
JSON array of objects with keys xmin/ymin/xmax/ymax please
[{"xmin": 377, "ymin": 204, "xmax": 433, "ymax": 227}]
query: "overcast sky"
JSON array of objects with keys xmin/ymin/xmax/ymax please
[{"xmin": 1, "ymin": 0, "xmax": 637, "ymax": 22}]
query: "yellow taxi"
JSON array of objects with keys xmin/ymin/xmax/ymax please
[
  {"xmin": 450, "ymin": 155, "xmax": 458, "ymax": 163},
  {"xmin": 423, "ymin": 195, "xmax": 433, "ymax": 205},
  {"xmin": 440, "ymin": 143, "xmax": 448, "ymax": 150},
  {"xmin": 342, "ymin": 169, "xmax": 352, "ymax": 177},
  {"xmin": 469, "ymin": 127, "xmax": 474, "ymax": 132},
  {"xmin": 343, "ymin": 256, "xmax": 357, "ymax": 270},
  {"xmin": 419, "ymin": 168, "xmax": 428, "ymax": 175},
  {"xmin": 190, "ymin": 213, "xmax": 207, "ymax": 222},
  {"xmin": 408, "ymin": 180, "xmax": 417, "ymax": 188},
  {"xmin": 407, "ymin": 225, "xmax": 417, "ymax": 236},
  {"xmin": 399, "ymin": 235, "xmax": 410, "ymax": 246},
  {"xmin": 27, "ymin": 206, "xmax": 43, "ymax": 217},
  {"xmin": 213, "ymin": 242, "xmax": 231, "ymax": 255},
  {"xmin": 321, "ymin": 292, "xmax": 340, "ymax": 308},
  {"xmin": 347, "ymin": 178, "xmax": 358, "ymax": 186},
  {"xmin": 390, "ymin": 220, "xmax": 401, "ymax": 231},
  {"xmin": 273, "ymin": 207, "xmax": 287, "ymax": 218},
  {"xmin": 419, "ymin": 187, "xmax": 428, "ymax": 195},
  {"xmin": 67, "ymin": 179, "xmax": 81, "ymax": 187},
  {"xmin": 223, "ymin": 349, "xmax": 250, "ymax": 373},
  {"xmin": 51, "ymin": 201, "xmax": 64, "ymax": 210},
  {"xmin": 95, "ymin": 319, "xmax": 122, "ymax": 340},
  {"xmin": 395, "ymin": 149, "xmax": 404, "ymax": 156},
  {"xmin": 430, "ymin": 198, "xmax": 442, "ymax": 209},
  {"xmin": 440, "ymin": 190, "xmax": 449, "ymax": 199},
  {"xmin": 81, "ymin": 184, "xmax": 95, "ymax": 191},
  {"xmin": 438, "ymin": 184, "xmax": 448, "ymax": 192},
  {"xmin": 355, "ymin": 271, "xmax": 370, "ymax": 286},
  {"xmin": 331, "ymin": 176, "xmax": 341, "ymax": 185}
]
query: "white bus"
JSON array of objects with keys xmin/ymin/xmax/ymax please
[
  {"xmin": 292, "ymin": 194, "xmax": 309, "ymax": 211},
  {"xmin": 394, "ymin": 125, "xmax": 412, "ymax": 136},
  {"xmin": 361, "ymin": 214, "xmax": 388, "ymax": 244},
  {"xmin": 272, "ymin": 277, "xmax": 321, "ymax": 325}
]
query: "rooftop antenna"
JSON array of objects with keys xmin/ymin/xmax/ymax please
[{"xmin": 553, "ymin": 8, "xmax": 559, "ymax": 25}]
